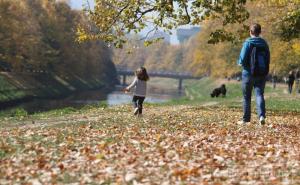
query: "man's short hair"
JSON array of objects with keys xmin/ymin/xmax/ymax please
[{"xmin": 250, "ymin": 23, "xmax": 261, "ymax": 36}]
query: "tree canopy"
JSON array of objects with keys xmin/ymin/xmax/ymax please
[
  {"xmin": 0, "ymin": 0, "xmax": 117, "ymax": 85},
  {"xmin": 78, "ymin": 0, "xmax": 300, "ymax": 47},
  {"xmin": 113, "ymin": 0, "xmax": 300, "ymax": 78}
]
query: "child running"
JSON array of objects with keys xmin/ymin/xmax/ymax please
[{"xmin": 124, "ymin": 67, "xmax": 149, "ymax": 116}]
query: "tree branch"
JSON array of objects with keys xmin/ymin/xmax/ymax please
[
  {"xmin": 183, "ymin": 2, "xmax": 191, "ymax": 24},
  {"xmin": 104, "ymin": 2, "xmax": 130, "ymax": 33},
  {"xmin": 140, "ymin": 26, "xmax": 159, "ymax": 41}
]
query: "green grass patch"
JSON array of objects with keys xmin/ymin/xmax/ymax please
[
  {"xmin": 0, "ymin": 101, "xmax": 111, "ymax": 128},
  {"xmin": 0, "ymin": 76, "xmax": 27, "ymax": 102},
  {"xmin": 0, "ymin": 76, "xmax": 16, "ymax": 91},
  {"xmin": 267, "ymin": 97, "xmax": 300, "ymax": 112},
  {"xmin": 0, "ymin": 107, "xmax": 28, "ymax": 119},
  {"xmin": 165, "ymin": 78, "xmax": 300, "ymax": 113}
]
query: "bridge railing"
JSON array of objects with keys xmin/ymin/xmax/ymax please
[
  {"xmin": 116, "ymin": 67, "xmax": 203, "ymax": 91},
  {"xmin": 116, "ymin": 68, "xmax": 200, "ymax": 79}
]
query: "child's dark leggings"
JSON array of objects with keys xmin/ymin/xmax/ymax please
[{"xmin": 132, "ymin": 96, "xmax": 145, "ymax": 114}]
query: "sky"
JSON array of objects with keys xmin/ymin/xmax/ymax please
[
  {"xmin": 70, "ymin": 0, "xmax": 181, "ymax": 44},
  {"xmin": 70, "ymin": 0, "xmax": 94, "ymax": 9}
]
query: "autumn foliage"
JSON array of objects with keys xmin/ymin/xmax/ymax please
[
  {"xmin": 0, "ymin": 0, "xmax": 116, "ymax": 84},
  {"xmin": 115, "ymin": 1, "xmax": 300, "ymax": 78},
  {"xmin": 0, "ymin": 105, "xmax": 300, "ymax": 184}
]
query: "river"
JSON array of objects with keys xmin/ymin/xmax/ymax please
[
  {"xmin": 12, "ymin": 85, "xmax": 183, "ymax": 113},
  {"xmin": 107, "ymin": 91, "xmax": 178, "ymax": 105}
]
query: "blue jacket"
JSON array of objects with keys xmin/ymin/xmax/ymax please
[{"xmin": 238, "ymin": 37, "xmax": 270, "ymax": 75}]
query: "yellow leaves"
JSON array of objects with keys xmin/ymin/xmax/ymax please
[
  {"xmin": 292, "ymin": 42, "xmax": 300, "ymax": 55},
  {"xmin": 156, "ymin": 133, "xmax": 162, "ymax": 142},
  {"xmin": 268, "ymin": 0, "xmax": 300, "ymax": 6},
  {"xmin": 95, "ymin": 153, "xmax": 105, "ymax": 160},
  {"xmin": 76, "ymin": 27, "xmax": 89, "ymax": 43}
]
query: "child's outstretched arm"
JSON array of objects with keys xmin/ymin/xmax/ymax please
[{"xmin": 124, "ymin": 77, "xmax": 137, "ymax": 92}]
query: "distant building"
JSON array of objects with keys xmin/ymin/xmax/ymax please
[
  {"xmin": 176, "ymin": 27, "xmax": 201, "ymax": 43},
  {"xmin": 149, "ymin": 31, "xmax": 171, "ymax": 44}
]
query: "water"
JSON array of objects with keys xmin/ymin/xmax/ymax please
[
  {"xmin": 8, "ymin": 87, "xmax": 182, "ymax": 113},
  {"xmin": 107, "ymin": 91, "xmax": 176, "ymax": 106}
]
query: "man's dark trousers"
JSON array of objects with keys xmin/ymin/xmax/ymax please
[{"xmin": 242, "ymin": 72, "xmax": 266, "ymax": 122}]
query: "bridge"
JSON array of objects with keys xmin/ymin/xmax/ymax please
[{"xmin": 116, "ymin": 67, "xmax": 202, "ymax": 91}]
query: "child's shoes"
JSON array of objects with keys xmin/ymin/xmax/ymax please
[{"xmin": 133, "ymin": 108, "xmax": 139, "ymax": 115}]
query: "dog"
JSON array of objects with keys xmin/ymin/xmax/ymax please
[{"xmin": 211, "ymin": 84, "xmax": 226, "ymax": 98}]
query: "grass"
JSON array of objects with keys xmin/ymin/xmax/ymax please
[
  {"xmin": 0, "ymin": 76, "xmax": 15, "ymax": 91},
  {"xmin": 0, "ymin": 101, "xmax": 110, "ymax": 128},
  {"xmin": 0, "ymin": 77, "xmax": 299, "ymax": 124},
  {"xmin": 0, "ymin": 76, "xmax": 27, "ymax": 102},
  {"xmin": 166, "ymin": 77, "xmax": 300, "ymax": 112},
  {"xmin": 266, "ymin": 97, "xmax": 300, "ymax": 113},
  {"xmin": 0, "ymin": 78, "xmax": 299, "ymax": 184}
]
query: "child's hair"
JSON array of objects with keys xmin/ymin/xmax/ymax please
[{"xmin": 135, "ymin": 67, "xmax": 149, "ymax": 81}]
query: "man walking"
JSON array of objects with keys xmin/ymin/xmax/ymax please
[
  {"xmin": 237, "ymin": 23, "xmax": 270, "ymax": 125},
  {"xmin": 296, "ymin": 69, "xmax": 300, "ymax": 93},
  {"xmin": 287, "ymin": 70, "xmax": 295, "ymax": 94}
]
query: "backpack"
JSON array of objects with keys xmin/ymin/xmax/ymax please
[{"xmin": 249, "ymin": 44, "xmax": 269, "ymax": 77}]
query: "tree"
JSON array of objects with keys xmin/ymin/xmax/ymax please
[
  {"xmin": 0, "ymin": 0, "xmax": 117, "ymax": 85},
  {"xmin": 185, "ymin": 0, "xmax": 300, "ymax": 78},
  {"xmin": 78, "ymin": 0, "xmax": 300, "ymax": 48},
  {"xmin": 0, "ymin": 0, "xmax": 45, "ymax": 71},
  {"xmin": 77, "ymin": 0, "xmax": 250, "ymax": 47}
]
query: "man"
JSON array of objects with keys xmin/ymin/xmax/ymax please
[
  {"xmin": 296, "ymin": 69, "xmax": 300, "ymax": 93},
  {"xmin": 287, "ymin": 70, "xmax": 295, "ymax": 94},
  {"xmin": 237, "ymin": 23, "xmax": 270, "ymax": 125}
]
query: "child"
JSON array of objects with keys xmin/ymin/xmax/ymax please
[{"xmin": 124, "ymin": 67, "xmax": 149, "ymax": 115}]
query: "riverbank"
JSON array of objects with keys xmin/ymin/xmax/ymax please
[
  {"xmin": 1, "ymin": 77, "xmax": 299, "ymax": 119},
  {"xmin": 0, "ymin": 72, "xmax": 117, "ymax": 111},
  {"xmin": 0, "ymin": 76, "xmax": 184, "ymax": 116}
]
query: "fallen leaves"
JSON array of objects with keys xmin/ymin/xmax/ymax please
[{"xmin": 0, "ymin": 105, "xmax": 300, "ymax": 184}]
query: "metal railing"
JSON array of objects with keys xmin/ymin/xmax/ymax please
[{"xmin": 116, "ymin": 67, "xmax": 200, "ymax": 80}]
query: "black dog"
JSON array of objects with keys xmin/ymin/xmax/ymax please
[{"xmin": 211, "ymin": 84, "xmax": 226, "ymax": 98}]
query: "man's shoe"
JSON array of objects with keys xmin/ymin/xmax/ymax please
[
  {"xmin": 237, "ymin": 120, "xmax": 250, "ymax": 125},
  {"xmin": 259, "ymin": 117, "xmax": 266, "ymax": 125},
  {"xmin": 133, "ymin": 108, "xmax": 139, "ymax": 115}
]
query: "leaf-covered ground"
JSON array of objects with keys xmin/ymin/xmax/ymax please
[{"xmin": 1, "ymin": 105, "xmax": 300, "ymax": 184}]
